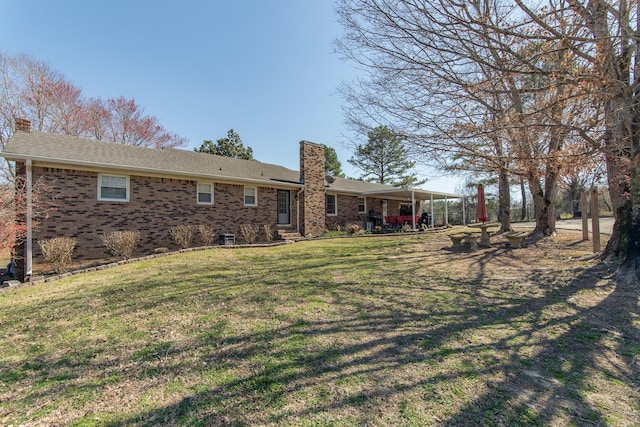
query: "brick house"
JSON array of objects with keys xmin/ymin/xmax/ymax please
[{"xmin": 2, "ymin": 119, "xmax": 460, "ymax": 280}]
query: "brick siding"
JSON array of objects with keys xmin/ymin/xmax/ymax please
[
  {"xmin": 324, "ymin": 196, "xmax": 419, "ymax": 230},
  {"xmin": 325, "ymin": 195, "xmax": 381, "ymax": 230},
  {"xmin": 25, "ymin": 165, "xmax": 297, "ymax": 270},
  {"xmin": 12, "ymin": 146, "xmax": 423, "ymax": 279},
  {"xmin": 299, "ymin": 141, "xmax": 325, "ymax": 237}
]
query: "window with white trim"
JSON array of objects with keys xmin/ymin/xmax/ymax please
[
  {"xmin": 197, "ymin": 182, "xmax": 214, "ymax": 205},
  {"xmin": 244, "ymin": 186, "xmax": 257, "ymax": 206},
  {"xmin": 357, "ymin": 197, "xmax": 366, "ymax": 214},
  {"xmin": 98, "ymin": 174, "xmax": 129, "ymax": 202},
  {"xmin": 327, "ymin": 194, "xmax": 337, "ymax": 216}
]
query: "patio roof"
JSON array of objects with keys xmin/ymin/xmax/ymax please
[{"xmin": 361, "ymin": 188, "xmax": 462, "ymax": 201}]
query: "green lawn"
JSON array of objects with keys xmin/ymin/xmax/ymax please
[{"xmin": 0, "ymin": 233, "xmax": 638, "ymax": 426}]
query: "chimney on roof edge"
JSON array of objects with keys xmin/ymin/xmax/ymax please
[{"xmin": 15, "ymin": 118, "xmax": 31, "ymax": 132}]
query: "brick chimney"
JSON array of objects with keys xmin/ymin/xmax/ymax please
[
  {"xmin": 15, "ymin": 118, "xmax": 31, "ymax": 132},
  {"xmin": 299, "ymin": 141, "xmax": 326, "ymax": 237}
]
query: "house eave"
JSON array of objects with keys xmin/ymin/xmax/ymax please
[{"xmin": 0, "ymin": 153, "xmax": 304, "ymax": 189}]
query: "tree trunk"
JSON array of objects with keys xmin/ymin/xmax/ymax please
[
  {"xmin": 568, "ymin": 178, "xmax": 582, "ymax": 217},
  {"xmin": 603, "ymin": 153, "xmax": 631, "ymax": 259},
  {"xmin": 529, "ymin": 178, "xmax": 557, "ymax": 236},
  {"xmin": 616, "ymin": 104, "xmax": 640, "ymax": 283},
  {"xmin": 520, "ymin": 177, "xmax": 527, "ymax": 221},
  {"xmin": 498, "ymin": 169, "xmax": 512, "ymax": 233},
  {"xmin": 618, "ymin": 179, "xmax": 640, "ymax": 283},
  {"xmin": 544, "ymin": 163, "xmax": 559, "ymax": 234},
  {"xmin": 598, "ymin": 71, "xmax": 633, "ymax": 262},
  {"xmin": 602, "ymin": 145, "xmax": 639, "ymax": 284},
  {"xmin": 579, "ymin": 0, "xmax": 639, "ymax": 281}
]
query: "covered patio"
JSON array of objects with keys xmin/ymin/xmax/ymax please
[{"xmin": 362, "ymin": 188, "xmax": 464, "ymax": 230}]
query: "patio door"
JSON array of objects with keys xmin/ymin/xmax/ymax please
[{"xmin": 277, "ymin": 190, "xmax": 291, "ymax": 225}]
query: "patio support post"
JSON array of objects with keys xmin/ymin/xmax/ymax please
[
  {"xmin": 411, "ymin": 190, "xmax": 416, "ymax": 229},
  {"xmin": 430, "ymin": 194, "xmax": 434, "ymax": 228},
  {"xmin": 462, "ymin": 197, "xmax": 466, "ymax": 225},
  {"xmin": 360, "ymin": 189, "xmax": 464, "ymax": 229},
  {"xmin": 445, "ymin": 197, "xmax": 449, "ymax": 226}
]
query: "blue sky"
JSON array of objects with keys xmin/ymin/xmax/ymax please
[{"xmin": 0, "ymin": 0, "xmax": 460, "ymax": 193}]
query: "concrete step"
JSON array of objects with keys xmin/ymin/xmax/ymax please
[{"xmin": 278, "ymin": 230, "xmax": 302, "ymax": 241}]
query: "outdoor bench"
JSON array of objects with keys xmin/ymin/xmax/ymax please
[
  {"xmin": 449, "ymin": 232, "xmax": 480, "ymax": 250},
  {"xmin": 449, "ymin": 233, "xmax": 466, "ymax": 245},
  {"xmin": 506, "ymin": 231, "xmax": 528, "ymax": 248}
]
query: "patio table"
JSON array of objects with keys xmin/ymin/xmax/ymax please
[{"xmin": 468, "ymin": 222, "xmax": 500, "ymax": 247}]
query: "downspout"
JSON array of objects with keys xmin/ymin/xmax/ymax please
[
  {"xmin": 296, "ymin": 187, "xmax": 304, "ymax": 234},
  {"xmin": 26, "ymin": 159, "xmax": 33, "ymax": 278}
]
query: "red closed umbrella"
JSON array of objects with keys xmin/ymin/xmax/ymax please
[{"xmin": 476, "ymin": 184, "xmax": 488, "ymax": 223}]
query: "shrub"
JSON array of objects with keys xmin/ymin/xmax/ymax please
[
  {"xmin": 38, "ymin": 237, "xmax": 76, "ymax": 273},
  {"xmin": 170, "ymin": 225, "xmax": 195, "ymax": 249},
  {"xmin": 240, "ymin": 224, "xmax": 260, "ymax": 244},
  {"xmin": 102, "ymin": 230, "xmax": 140, "ymax": 259},
  {"xmin": 263, "ymin": 224, "xmax": 276, "ymax": 242},
  {"xmin": 196, "ymin": 225, "xmax": 215, "ymax": 246},
  {"xmin": 348, "ymin": 224, "xmax": 360, "ymax": 235}
]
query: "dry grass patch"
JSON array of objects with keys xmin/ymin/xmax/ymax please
[{"xmin": 0, "ymin": 230, "xmax": 637, "ymax": 426}]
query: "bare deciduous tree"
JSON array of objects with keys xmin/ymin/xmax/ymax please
[
  {"xmin": 0, "ymin": 52, "xmax": 187, "ymax": 181},
  {"xmin": 513, "ymin": 0, "xmax": 640, "ymax": 281},
  {"xmin": 336, "ymin": 0, "xmax": 639, "ymax": 282},
  {"xmin": 336, "ymin": 0, "xmax": 590, "ymax": 235}
]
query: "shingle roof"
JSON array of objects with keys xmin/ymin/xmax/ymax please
[
  {"xmin": 327, "ymin": 176, "xmax": 398, "ymax": 193},
  {"xmin": 2, "ymin": 131, "xmax": 302, "ymax": 186},
  {"xmin": 326, "ymin": 176, "xmax": 461, "ymax": 200},
  {"xmin": 2, "ymin": 131, "xmax": 462, "ymax": 199}
]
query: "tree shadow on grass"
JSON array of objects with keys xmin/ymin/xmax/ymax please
[
  {"xmin": 442, "ymin": 261, "xmax": 639, "ymax": 426},
  {"xmin": 2, "ymin": 236, "xmax": 637, "ymax": 426},
  {"xmin": 87, "ymin": 262, "xmax": 636, "ymax": 425}
]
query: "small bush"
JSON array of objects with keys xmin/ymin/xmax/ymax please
[
  {"xmin": 38, "ymin": 237, "xmax": 76, "ymax": 273},
  {"xmin": 196, "ymin": 225, "xmax": 215, "ymax": 246},
  {"xmin": 102, "ymin": 230, "xmax": 140, "ymax": 259},
  {"xmin": 240, "ymin": 224, "xmax": 260, "ymax": 244},
  {"xmin": 348, "ymin": 224, "xmax": 360, "ymax": 235},
  {"xmin": 263, "ymin": 224, "xmax": 276, "ymax": 242},
  {"xmin": 170, "ymin": 225, "xmax": 195, "ymax": 249}
]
